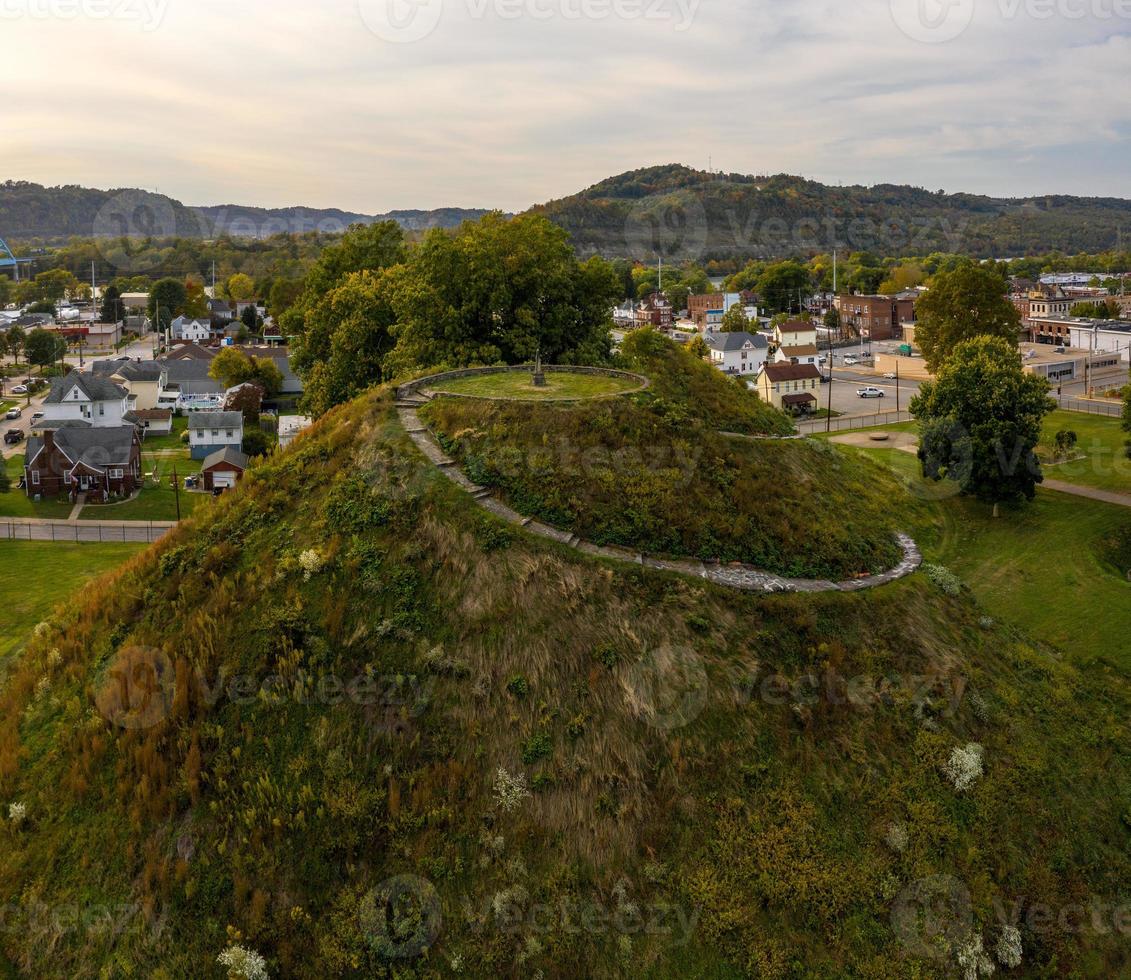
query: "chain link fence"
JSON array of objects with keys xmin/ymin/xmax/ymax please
[{"xmin": 0, "ymin": 520, "xmax": 174, "ymax": 543}]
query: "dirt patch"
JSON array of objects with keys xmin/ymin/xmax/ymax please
[{"xmin": 831, "ymin": 431, "xmax": 919, "ymax": 454}]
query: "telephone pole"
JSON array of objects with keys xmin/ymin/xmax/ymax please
[{"xmin": 171, "ymin": 464, "xmax": 181, "ymax": 521}]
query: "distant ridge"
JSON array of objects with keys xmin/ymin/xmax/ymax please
[
  {"xmin": 0, "ymin": 180, "xmax": 494, "ymax": 241},
  {"xmin": 527, "ymin": 163, "xmax": 1131, "ymax": 260},
  {"xmin": 5, "ymin": 166, "xmax": 1131, "ymax": 259}
]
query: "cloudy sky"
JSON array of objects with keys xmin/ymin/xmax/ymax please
[{"xmin": 4, "ymin": 0, "xmax": 1131, "ymax": 212}]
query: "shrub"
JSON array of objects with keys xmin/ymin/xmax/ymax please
[
  {"xmin": 954, "ymin": 933, "xmax": 994, "ymax": 979},
  {"xmin": 521, "ymin": 730, "xmax": 553, "ymax": 764},
  {"xmin": 995, "ymin": 924, "xmax": 1022, "ymax": 968},
  {"xmin": 217, "ymin": 944, "xmax": 269, "ymax": 980},
  {"xmin": 0, "ymin": 469, "xmax": 10, "ymax": 494},
  {"xmin": 7, "ymin": 802, "xmax": 26, "ymax": 826},
  {"xmin": 493, "ymin": 768, "xmax": 531, "ymax": 813},
  {"xmin": 506, "ymin": 674, "xmax": 529, "ymax": 699},
  {"xmin": 298, "ymin": 549, "xmax": 324, "ymax": 581},
  {"xmin": 943, "ymin": 743, "xmax": 985, "ymax": 792},
  {"xmin": 924, "ymin": 563, "xmax": 962, "ymax": 596}
]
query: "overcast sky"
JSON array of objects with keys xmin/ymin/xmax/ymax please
[{"xmin": 4, "ymin": 0, "xmax": 1130, "ymax": 212}]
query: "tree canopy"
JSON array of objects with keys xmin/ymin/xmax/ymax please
[
  {"xmin": 208, "ymin": 348, "xmax": 283, "ymax": 398},
  {"xmin": 910, "ymin": 336, "xmax": 1053, "ymax": 507},
  {"xmin": 720, "ymin": 303, "xmax": 749, "ymax": 333},
  {"xmin": 913, "ymin": 265, "xmax": 1021, "ymax": 373}
]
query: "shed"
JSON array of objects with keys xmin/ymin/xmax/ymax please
[{"xmin": 200, "ymin": 446, "xmax": 249, "ymax": 491}]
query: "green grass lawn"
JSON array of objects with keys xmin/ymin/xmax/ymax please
[
  {"xmin": 1038, "ymin": 409, "xmax": 1130, "ymax": 494},
  {"xmin": 0, "ymin": 540, "xmax": 145, "ymax": 661},
  {"xmin": 0, "ymin": 457, "xmax": 75, "ymax": 520},
  {"xmin": 838, "ymin": 440, "xmax": 1131, "ymax": 665},
  {"xmin": 428, "ymin": 370, "xmax": 644, "ymax": 400},
  {"xmin": 81, "ymin": 479, "xmax": 206, "ymax": 522},
  {"xmin": 138, "ymin": 416, "xmax": 188, "ymax": 451}
]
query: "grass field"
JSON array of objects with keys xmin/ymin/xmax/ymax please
[
  {"xmin": 428, "ymin": 370, "xmax": 643, "ymax": 400},
  {"xmin": 80, "ymin": 478, "xmax": 206, "ymax": 521},
  {"xmin": 138, "ymin": 416, "xmax": 188, "ymax": 451},
  {"xmin": 836, "ymin": 439, "xmax": 1131, "ymax": 664},
  {"xmin": 1038, "ymin": 409, "xmax": 1130, "ymax": 493},
  {"xmin": 0, "ymin": 457, "xmax": 74, "ymax": 519},
  {"xmin": 0, "ymin": 540, "xmax": 145, "ymax": 660}
]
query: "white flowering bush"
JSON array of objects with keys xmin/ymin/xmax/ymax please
[
  {"xmin": 217, "ymin": 943, "xmax": 269, "ymax": 980},
  {"xmin": 298, "ymin": 549, "xmax": 324, "ymax": 581},
  {"xmin": 943, "ymin": 743, "xmax": 985, "ymax": 792},
  {"xmin": 954, "ymin": 933, "xmax": 995, "ymax": 979},
  {"xmin": 995, "ymin": 924, "xmax": 1022, "ymax": 968},
  {"xmin": 7, "ymin": 802, "xmax": 26, "ymax": 826},
  {"xmin": 493, "ymin": 767, "xmax": 531, "ymax": 813},
  {"xmin": 925, "ymin": 563, "xmax": 962, "ymax": 596},
  {"xmin": 884, "ymin": 821, "xmax": 909, "ymax": 853}
]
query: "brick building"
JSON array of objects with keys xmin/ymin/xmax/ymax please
[{"xmin": 834, "ymin": 294, "xmax": 916, "ymax": 341}]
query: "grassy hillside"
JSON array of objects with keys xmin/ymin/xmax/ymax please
[
  {"xmin": 0, "ymin": 388, "xmax": 1127, "ymax": 978},
  {"xmin": 529, "ymin": 164, "xmax": 1131, "ymax": 260}
]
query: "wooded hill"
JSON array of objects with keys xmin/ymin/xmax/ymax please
[
  {"xmin": 529, "ymin": 163, "xmax": 1131, "ymax": 261},
  {"xmin": 0, "ymin": 180, "xmax": 492, "ymax": 242}
]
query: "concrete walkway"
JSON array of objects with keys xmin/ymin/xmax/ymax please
[
  {"xmin": 1042, "ymin": 480, "xmax": 1131, "ymax": 509},
  {"xmin": 395, "ymin": 401, "xmax": 922, "ymax": 595},
  {"xmin": 0, "ymin": 517, "xmax": 175, "ymax": 543},
  {"xmin": 66, "ymin": 493, "xmax": 86, "ymax": 522}
]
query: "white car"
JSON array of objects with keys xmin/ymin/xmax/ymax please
[
  {"xmin": 5, "ymin": 407, "xmax": 21, "ymax": 419},
  {"xmin": 883, "ymin": 372, "xmax": 898, "ymax": 380},
  {"xmin": 857, "ymin": 386, "xmax": 885, "ymax": 398},
  {"xmin": 10, "ymin": 385, "xmax": 27, "ymax": 395},
  {"xmin": 843, "ymin": 356, "xmax": 859, "ymax": 366}
]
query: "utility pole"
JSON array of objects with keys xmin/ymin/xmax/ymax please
[
  {"xmin": 895, "ymin": 361, "xmax": 900, "ymax": 413},
  {"xmin": 171, "ymin": 463, "xmax": 181, "ymax": 521},
  {"xmin": 825, "ymin": 330, "xmax": 834, "ymax": 434}
]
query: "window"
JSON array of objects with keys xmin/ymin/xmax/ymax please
[
  {"xmin": 225, "ymin": 430, "xmax": 233, "ymax": 438},
  {"xmin": 109, "ymin": 468, "xmax": 124, "ymax": 479},
  {"xmin": 99, "ymin": 403, "xmax": 105, "ymax": 416},
  {"xmin": 31, "ymin": 471, "xmax": 40, "ymax": 486},
  {"xmin": 211, "ymin": 429, "xmax": 219, "ymax": 438}
]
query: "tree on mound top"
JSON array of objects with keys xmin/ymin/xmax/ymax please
[
  {"xmin": 910, "ymin": 335, "xmax": 1054, "ymax": 515},
  {"xmin": 914, "ymin": 265, "xmax": 1021, "ymax": 373}
]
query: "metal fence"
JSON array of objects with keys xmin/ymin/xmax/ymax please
[
  {"xmin": 1056, "ymin": 397, "xmax": 1122, "ymax": 418},
  {"xmin": 0, "ymin": 520, "xmax": 174, "ymax": 543},
  {"xmin": 796, "ymin": 410, "xmax": 913, "ymax": 434}
]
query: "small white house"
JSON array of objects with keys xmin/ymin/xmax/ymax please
[
  {"xmin": 774, "ymin": 320, "xmax": 819, "ymax": 349},
  {"xmin": 774, "ymin": 343, "xmax": 821, "ymax": 367},
  {"xmin": 37, "ymin": 371, "xmax": 129, "ymax": 429},
  {"xmin": 170, "ymin": 316, "xmax": 212, "ymax": 343},
  {"xmin": 187, "ymin": 411, "xmax": 244, "ymax": 460},
  {"xmin": 703, "ymin": 331, "xmax": 769, "ymax": 376}
]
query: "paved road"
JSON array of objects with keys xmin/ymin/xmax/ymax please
[{"xmin": 0, "ymin": 518, "xmax": 174, "ymax": 543}]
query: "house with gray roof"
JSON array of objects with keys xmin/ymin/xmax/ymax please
[
  {"xmin": 187, "ymin": 411, "xmax": 244, "ymax": 460},
  {"xmin": 24, "ymin": 426, "xmax": 141, "ymax": 501},
  {"xmin": 703, "ymin": 331, "xmax": 769, "ymax": 377},
  {"xmin": 37, "ymin": 371, "xmax": 130, "ymax": 429}
]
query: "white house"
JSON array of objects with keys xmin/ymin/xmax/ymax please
[
  {"xmin": 278, "ymin": 415, "xmax": 313, "ymax": 449},
  {"xmin": 774, "ymin": 319, "xmax": 819, "ymax": 349},
  {"xmin": 187, "ymin": 411, "xmax": 244, "ymax": 460},
  {"xmin": 774, "ymin": 343, "xmax": 821, "ymax": 367},
  {"xmin": 703, "ymin": 331, "xmax": 769, "ymax": 377},
  {"xmin": 36, "ymin": 371, "xmax": 129, "ymax": 429},
  {"xmin": 170, "ymin": 316, "xmax": 212, "ymax": 343}
]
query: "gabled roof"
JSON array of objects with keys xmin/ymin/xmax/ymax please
[
  {"xmin": 26, "ymin": 426, "xmax": 138, "ymax": 469},
  {"xmin": 779, "ymin": 344, "xmax": 819, "ymax": 357},
  {"xmin": 43, "ymin": 371, "xmax": 127, "ymax": 405},
  {"xmin": 775, "ymin": 319, "xmax": 817, "ymax": 332},
  {"xmin": 761, "ymin": 362, "xmax": 823, "ymax": 382},
  {"xmin": 162, "ymin": 343, "xmax": 216, "ymax": 361},
  {"xmin": 187, "ymin": 411, "xmax": 243, "ymax": 430},
  {"xmin": 162, "ymin": 359, "xmax": 216, "ymax": 383},
  {"xmin": 704, "ymin": 331, "xmax": 767, "ymax": 352},
  {"xmin": 202, "ymin": 446, "xmax": 249, "ymax": 471},
  {"xmin": 113, "ymin": 360, "xmax": 163, "ymax": 382}
]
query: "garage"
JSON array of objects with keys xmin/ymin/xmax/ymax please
[{"xmin": 201, "ymin": 447, "xmax": 250, "ymax": 492}]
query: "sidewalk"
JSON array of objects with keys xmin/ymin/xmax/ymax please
[
  {"xmin": 1042, "ymin": 480, "xmax": 1131, "ymax": 509},
  {"xmin": 0, "ymin": 517, "xmax": 175, "ymax": 543}
]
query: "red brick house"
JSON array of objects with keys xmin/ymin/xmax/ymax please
[
  {"xmin": 24, "ymin": 427, "xmax": 142, "ymax": 501},
  {"xmin": 834, "ymin": 294, "xmax": 917, "ymax": 341},
  {"xmin": 634, "ymin": 293, "xmax": 673, "ymax": 330}
]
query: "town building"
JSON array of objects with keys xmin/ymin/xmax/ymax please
[
  {"xmin": 187, "ymin": 411, "xmax": 244, "ymax": 460},
  {"xmin": 201, "ymin": 447, "xmax": 249, "ymax": 491},
  {"xmin": 23, "ymin": 427, "xmax": 142, "ymax": 501},
  {"xmin": 687, "ymin": 291, "xmax": 758, "ymax": 331},
  {"xmin": 634, "ymin": 294, "xmax": 673, "ymax": 330},
  {"xmin": 834, "ymin": 294, "xmax": 917, "ymax": 341},
  {"xmin": 36, "ymin": 371, "xmax": 129, "ymax": 429},
  {"xmin": 703, "ymin": 331, "xmax": 768, "ymax": 377},
  {"xmin": 757, "ymin": 362, "xmax": 823, "ymax": 413}
]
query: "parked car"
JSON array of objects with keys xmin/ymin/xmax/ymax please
[
  {"xmin": 30, "ymin": 412, "xmax": 43, "ymax": 422},
  {"xmin": 10, "ymin": 385, "xmax": 27, "ymax": 395},
  {"xmin": 3, "ymin": 429, "xmax": 24, "ymax": 445},
  {"xmin": 4, "ymin": 407, "xmax": 20, "ymax": 420},
  {"xmin": 883, "ymin": 372, "xmax": 898, "ymax": 380},
  {"xmin": 857, "ymin": 386, "xmax": 885, "ymax": 398},
  {"xmin": 843, "ymin": 356, "xmax": 859, "ymax": 366}
]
